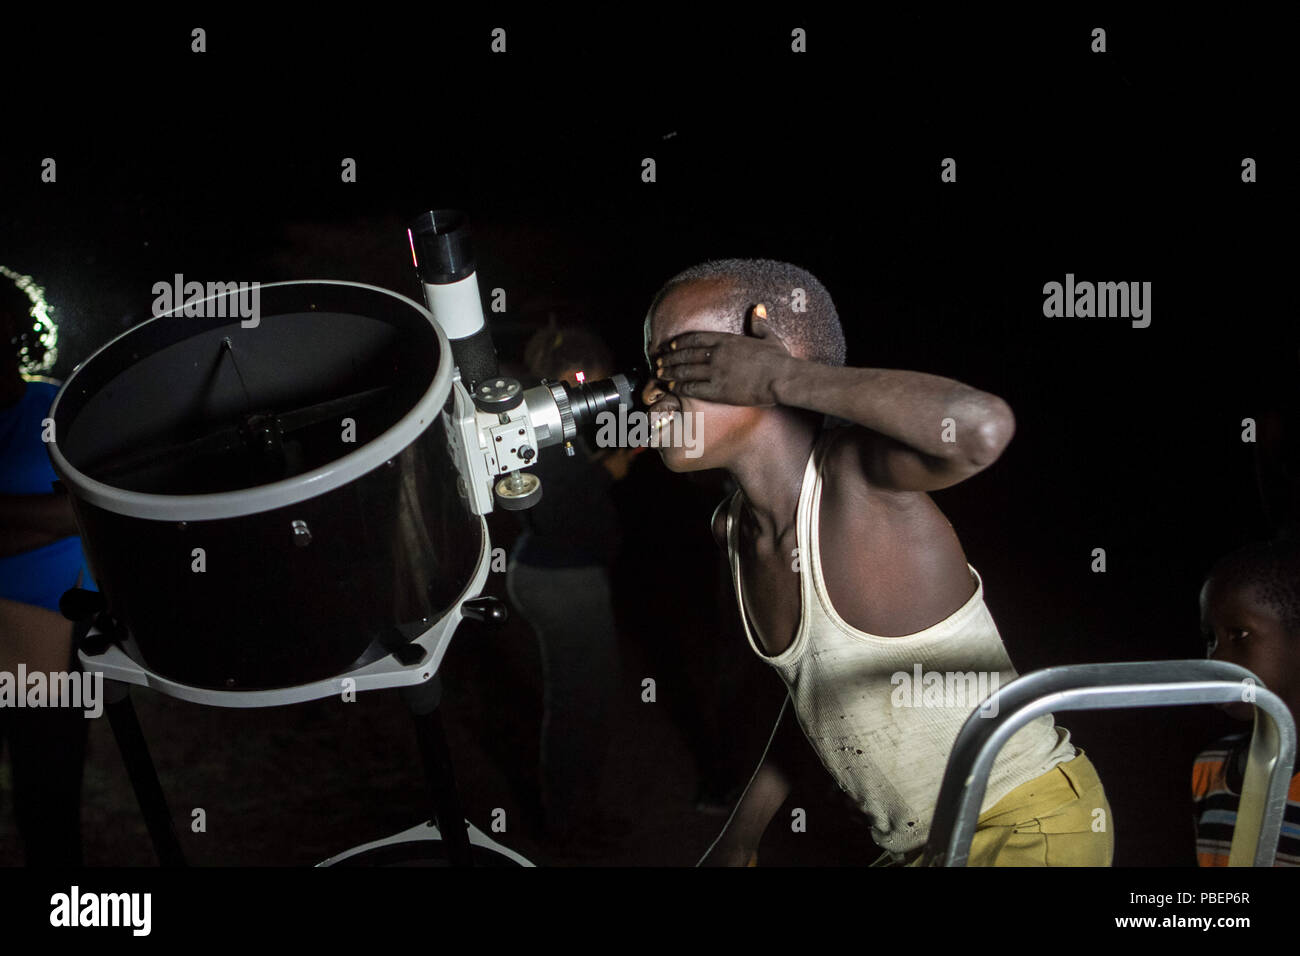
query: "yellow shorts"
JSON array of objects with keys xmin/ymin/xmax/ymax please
[{"xmin": 901, "ymin": 750, "xmax": 1114, "ymax": 867}]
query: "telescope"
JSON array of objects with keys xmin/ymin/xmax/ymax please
[{"xmin": 42, "ymin": 209, "xmax": 634, "ymax": 866}]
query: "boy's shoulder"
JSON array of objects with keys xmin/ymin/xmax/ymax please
[{"xmin": 817, "ymin": 423, "xmax": 920, "ymax": 511}]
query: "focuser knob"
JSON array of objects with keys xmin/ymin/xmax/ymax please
[{"xmin": 472, "ymin": 377, "xmax": 523, "ymax": 413}]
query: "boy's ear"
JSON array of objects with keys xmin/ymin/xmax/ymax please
[{"xmin": 745, "ymin": 303, "xmax": 791, "ymax": 354}]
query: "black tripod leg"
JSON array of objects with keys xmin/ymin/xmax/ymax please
[
  {"xmin": 401, "ymin": 676, "xmax": 474, "ymax": 867},
  {"xmin": 104, "ymin": 680, "xmax": 186, "ymax": 867}
]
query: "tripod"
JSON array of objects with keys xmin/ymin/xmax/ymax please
[{"xmin": 65, "ymin": 574, "xmax": 525, "ymax": 868}]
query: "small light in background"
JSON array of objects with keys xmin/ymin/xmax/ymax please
[
  {"xmin": 575, "ymin": 370, "xmax": 586, "ymax": 384},
  {"xmin": 0, "ymin": 264, "xmax": 58, "ymax": 374}
]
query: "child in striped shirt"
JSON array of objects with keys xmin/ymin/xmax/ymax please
[{"xmin": 1194, "ymin": 538, "xmax": 1300, "ymax": 866}]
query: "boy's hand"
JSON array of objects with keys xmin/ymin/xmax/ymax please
[{"xmin": 654, "ymin": 303, "xmax": 795, "ymax": 406}]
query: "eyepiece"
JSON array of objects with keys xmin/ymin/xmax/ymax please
[{"xmin": 563, "ymin": 372, "xmax": 638, "ymax": 430}]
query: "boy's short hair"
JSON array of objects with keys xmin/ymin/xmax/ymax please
[
  {"xmin": 1208, "ymin": 538, "xmax": 1300, "ymax": 634},
  {"xmin": 523, "ymin": 325, "xmax": 613, "ymax": 381},
  {"xmin": 652, "ymin": 258, "xmax": 846, "ymax": 367}
]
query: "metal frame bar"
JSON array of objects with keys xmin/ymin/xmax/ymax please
[{"xmin": 922, "ymin": 660, "xmax": 1296, "ymax": 867}]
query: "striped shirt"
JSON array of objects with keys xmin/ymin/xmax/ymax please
[{"xmin": 1192, "ymin": 733, "xmax": 1300, "ymax": 866}]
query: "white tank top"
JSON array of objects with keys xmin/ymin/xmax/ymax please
[{"xmin": 726, "ymin": 430, "xmax": 1076, "ymax": 855}]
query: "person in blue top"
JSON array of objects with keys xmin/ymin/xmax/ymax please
[{"xmin": 0, "ymin": 267, "xmax": 95, "ymax": 865}]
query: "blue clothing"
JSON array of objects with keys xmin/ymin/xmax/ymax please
[{"xmin": 0, "ymin": 379, "xmax": 97, "ymax": 611}]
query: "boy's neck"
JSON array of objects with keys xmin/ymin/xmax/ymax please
[{"xmin": 727, "ymin": 411, "xmax": 820, "ymax": 536}]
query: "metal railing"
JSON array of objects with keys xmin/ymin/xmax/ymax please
[{"xmin": 922, "ymin": 660, "xmax": 1296, "ymax": 867}]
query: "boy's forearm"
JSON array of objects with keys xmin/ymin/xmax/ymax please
[
  {"xmin": 703, "ymin": 761, "xmax": 792, "ymax": 865},
  {"xmin": 0, "ymin": 494, "xmax": 79, "ymax": 536},
  {"xmin": 704, "ymin": 698, "xmax": 805, "ymax": 865},
  {"xmin": 772, "ymin": 360, "xmax": 1015, "ymax": 466},
  {"xmin": 0, "ymin": 526, "xmax": 63, "ymax": 558}
]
